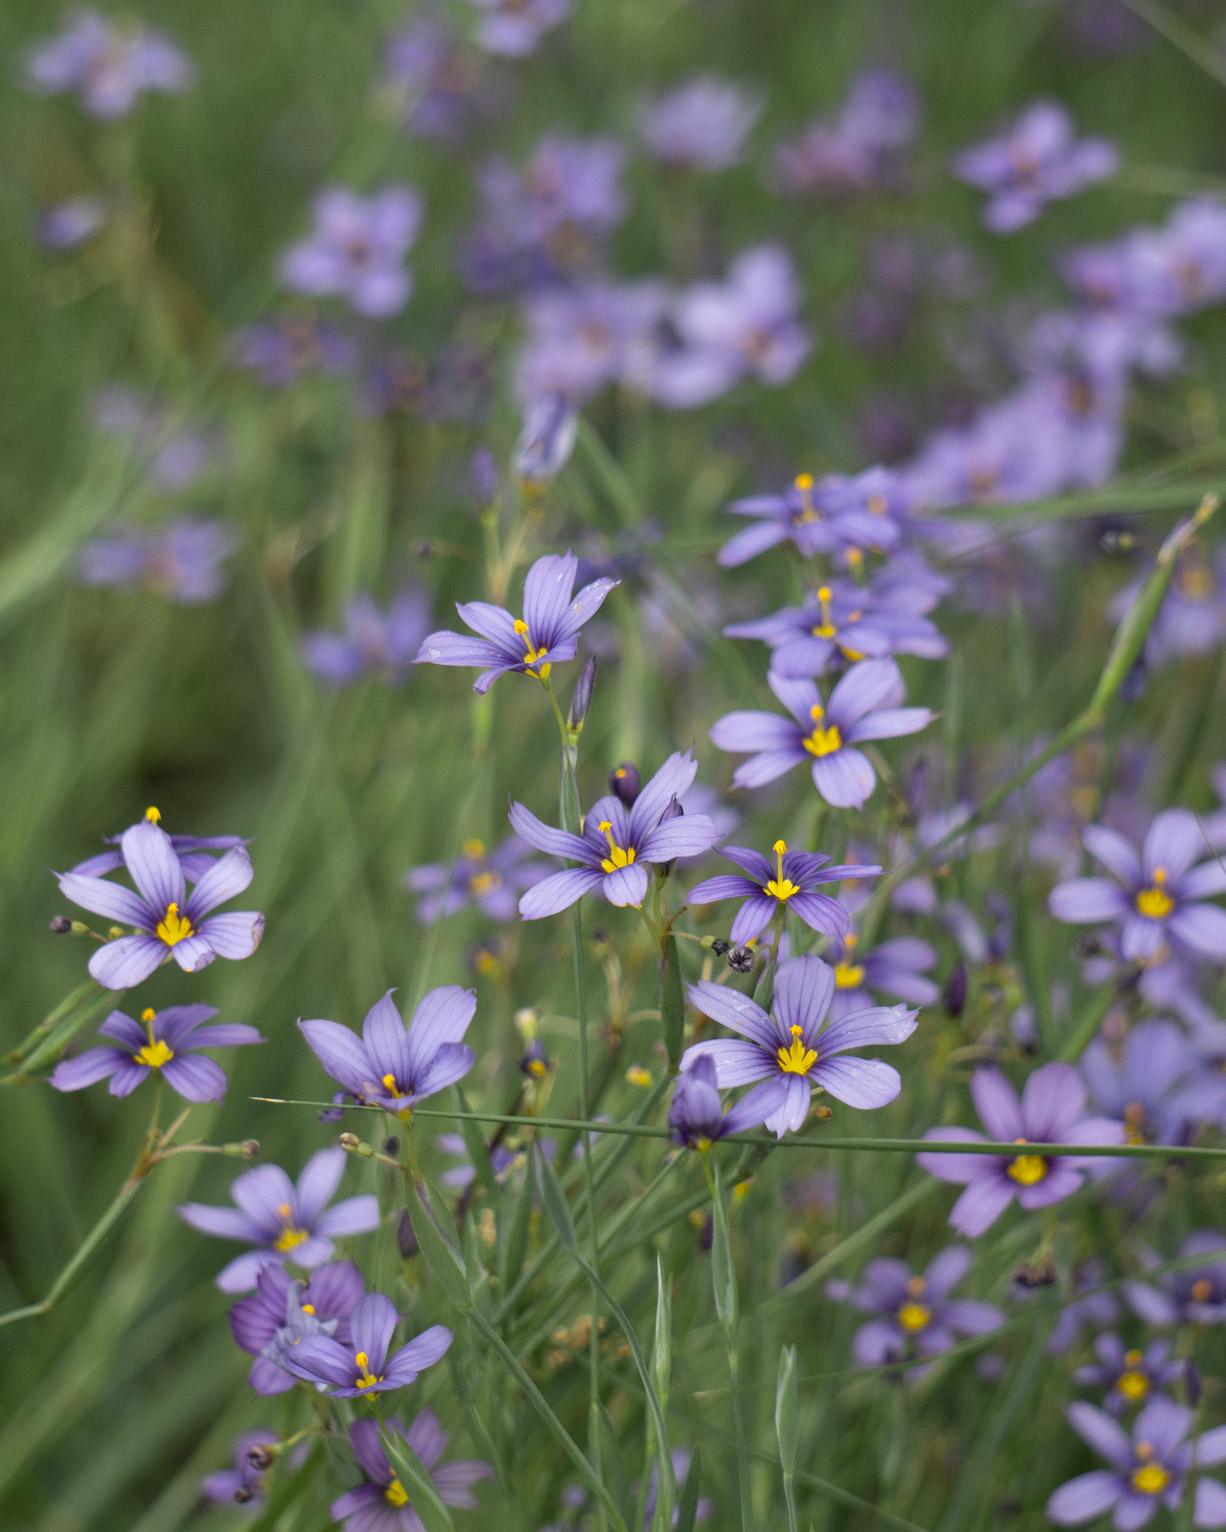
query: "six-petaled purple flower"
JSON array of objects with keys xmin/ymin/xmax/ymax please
[
  {"xmin": 1073, "ymin": 1334, "xmax": 1184, "ymax": 1417},
  {"xmin": 228, "ymin": 1259, "xmax": 364, "ymax": 1395},
  {"xmin": 282, "ymin": 1290, "xmax": 451, "ymax": 1397},
  {"xmin": 687, "ymin": 837, "xmax": 879, "ymax": 945},
  {"xmin": 331, "ymin": 1412, "xmax": 493, "ymax": 1531},
  {"xmin": 50, "ymin": 1003, "xmax": 262, "ymax": 1104},
  {"xmin": 404, "ymin": 834, "xmax": 548, "ymax": 923},
  {"xmin": 281, "ymin": 188, "xmax": 423, "ymax": 318}
]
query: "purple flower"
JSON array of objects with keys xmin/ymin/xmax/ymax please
[
  {"xmin": 1126, "ymin": 1232, "xmax": 1226, "ymax": 1328},
  {"xmin": 514, "ymin": 395, "xmax": 578, "ymax": 485},
  {"xmin": 1073, "ymin": 1334, "xmax": 1184, "ymax": 1416},
  {"xmin": 709, "ymin": 660, "xmax": 933, "ymax": 809},
  {"xmin": 178, "ymin": 1148, "xmax": 380, "ymax": 1293},
  {"xmin": 511, "ymin": 750, "xmax": 720, "ymax": 916},
  {"xmin": 515, "ymin": 284, "xmax": 669, "ymax": 405},
  {"xmin": 651, "ymin": 246, "xmax": 812, "ymax": 408},
  {"xmin": 639, "ymin": 77, "xmax": 760, "ymax": 172},
  {"xmin": 332, "ymin": 1412, "xmax": 493, "ymax": 1530},
  {"xmin": 233, "ymin": 312, "xmax": 358, "ymax": 387},
  {"xmin": 404, "ymin": 835, "xmax": 547, "ymax": 923},
  {"xmin": 229, "ymin": 1259, "xmax": 364, "ymax": 1394},
  {"xmin": 39, "ymin": 194, "xmax": 108, "ymax": 250},
  {"xmin": 55, "ymin": 811, "xmax": 264, "ymax": 989},
  {"xmin": 824, "ymin": 932, "xmax": 940, "ymax": 1021},
  {"xmin": 26, "ymin": 11, "xmax": 192, "ymax": 118},
  {"xmin": 465, "ymin": 0, "xmax": 570, "ymax": 58},
  {"xmin": 687, "ymin": 838, "xmax": 879, "ymax": 945},
  {"xmin": 201, "ymin": 1429, "xmax": 279, "ymax": 1508},
  {"xmin": 682, "ymin": 952, "xmax": 918, "ymax": 1137},
  {"xmin": 826, "ymin": 1244, "xmax": 1004, "ymax": 1369},
  {"xmin": 916, "ymin": 1063, "xmax": 1124, "ymax": 1237},
  {"xmin": 282, "ymin": 1291, "xmax": 451, "ymax": 1398},
  {"xmin": 78, "ymin": 517, "xmax": 237, "ymax": 603},
  {"xmin": 281, "ymin": 188, "xmax": 423, "ymax": 319},
  {"xmin": 1047, "ymin": 1399, "xmax": 1226, "ymax": 1527},
  {"xmin": 384, "ymin": 19, "xmax": 482, "ymax": 140},
  {"xmin": 667, "ymin": 1054, "xmax": 765, "ymax": 1149},
  {"xmin": 303, "ymin": 589, "xmax": 431, "ymax": 687},
  {"xmin": 417, "ymin": 550, "xmax": 617, "ymax": 693},
  {"xmin": 1081, "ymin": 1020, "xmax": 1200, "ymax": 1149},
  {"xmin": 773, "ymin": 70, "xmax": 918, "ymax": 198},
  {"xmin": 724, "ymin": 577, "xmax": 946, "ymax": 677},
  {"xmin": 50, "ymin": 1003, "xmax": 262, "ymax": 1104},
  {"xmin": 1049, "ymin": 810, "xmax": 1226, "ymax": 963},
  {"xmin": 716, "ymin": 472, "xmax": 900, "ymax": 569},
  {"xmin": 299, "ymin": 987, "xmax": 477, "ymax": 1116},
  {"xmin": 953, "ymin": 101, "xmax": 1118, "ymax": 234}
]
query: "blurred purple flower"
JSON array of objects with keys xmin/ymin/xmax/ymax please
[
  {"xmin": 1049, "ymin": 1258, "xmax": 1123, "ymax": 1354},
  {"xmin": 514, "ymin": 394, "xmax": 578, "ymax": 485},
  {"xmin": 667, "ymin": 1053, "xmax": 763, "ymax": 1149},
  {"xmin": 282, "ymin": 1291, "xmax": 451, "ymax": 1398},
  {"xmin": 1073, "ymin": 1334, "xmax": 1183, "ymax": 1416},
  {"xmin": 332, "ymin": 1412, "xmax": 492, "ymax": 1529},
  {"xmin": 404, "ymin": 834, "xmax": 547, "ymax": 923},
  {"xmin": 39, "ymin": 194, "xmax": 108, "ymax": 250},
  {"xmin": 512, "ymin": 750, "xmax": 719, "ymax": 915},
  {"xmin": 56, "ymin": 812, "xmax": 263, "ymax": 989},
  {"xmin": 824, "ymin": 932, "xmax": 940, "ymax": 1021},
  {"xmin": 466, "ymin": 0, "xmax": 570, "ymax": 57},
  {"xmin": 683, "ymin": 952, "xmax": 918, "ymax": 1136},
  {"xmin": 1047, "ymin": 1399, "xmax": 1226, "ymax": 1527},
  {"xmin": 916, "ymin": 1063, "xmax": 1124, "ymax": 1236},
  {"xmin": 639, "ymin": 76, "xmax": 760, "ymax": 172},
  {"xmin": 300, "ymin": 988, "xmax": 476, "ymax": 1116},
  {"xmin": 233, "ymin": 312, "xmax": 358, "ymax": 387},
  {"xmin": 687, "ymin": 837, "xmax": 879, "ymax": 945},
  {"xmin": 1080, "ymin": 1019, "xmax": 1200, "ymax": 1151},
  {"xmin": 1049, "ymin": 810, "xmax": 1226, "ymax": 962},
  {"xmin": 281, "ymin": 188, "xmax": 423, "ymax": 318},
  {"xmin": 826, "ymin": 1244, "xmax": 1004, "ymax": 1369},
  {"xmin": 710, "ymin": 660, "xmax": 933, "ymax": 809},
  {"xmin": 953, "ymin": 101, "xmax": 1117, "ymax": 233},
  {"xmin": 179, "ymin": 1147, "xmax": 380, "ymax": 1292},
  {"xmin": 774, "ymin": 70, "xmax": 918, "ymax": 197},
  {"xmin": 416, "ymin": 550, "xmax": 617, "ymax": 692},
  {"xmin": 1126, "ymin": 1232, "xmax": 1226, "ymax": 1328},
  {"xmin": 716, "ymin": 470, "xmax": 900, "ymax": 569},
  {"xmin": 26, "ymin": 11, "xmax": 192, "ymax": 118},
  {"xmin": 229, "ymin": 1259, "xmax": 364, "ymax": 1394},
  {"xmin": 515, "ymin": 282, "xmax": 669, "ymax": 403},
  {"xmin": 303, "ymin": 589, "xmax": 431, "ymax": 687},
  {"xmin": 384, "ymin": 19, "xmax": 482, "ymax": 140},
  {"xmin": 78, "ymin": 518, "xmax": 237, "ymax": 603},
  {"xmin": 201, "ymin": 1429, "xmax": 279, "ymax": 1508},
  {"xmin": 50, "ymin": 1003, "xmax": 262, "ymax": 1104}
]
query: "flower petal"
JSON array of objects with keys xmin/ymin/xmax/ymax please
[
  {"xmin": 1046, "ymin": 1471, "xmax": 1123, "ymax": 1525},
  {"xmin": 685, "ymin": 980, "xmax": 776, "ymax": 1047},
  {"xmin": 817, "ymin": 1003, "xmax": 918, "ymax": 1056},
  {"xmin": 88, "ymin": 935, "xmax": 166, "ymax": 990},
  {"xmin": 54, "ymin": 871, "xmax": 150, "ymax": 928},
  {"xmin": 184, "ymin": 846, "xmax": 254, "ymax": 921},
  {"xmin": 602, "ymin": 863, "xmax": 650, "ymax": 907},
  {"xmin": 811, "ymin": 1056, "xmax": 901, "ymax": 1109},
  {"xmin": 194, "ymin": 910, "xmax": 264, "ymax": 960},
  {"xmin": 120, "ymin": 818, "xmax": 185, "ymax": 912},
  {"xmin": 811, "ymin": 747, "xmax": 877, "ymax": 808},
  {"xmin": 681, "ymin": 1038, "xmax": 775, "ymax": 1087},
  {"xmin": 519, "ymin": 867, "xmax": 604, "ymax": 919}
]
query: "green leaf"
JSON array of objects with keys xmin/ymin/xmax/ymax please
[
  {"xmin": 535, "ymin": 1142, "xmax": 578, "ymax": 1252},
  {"xmin": 456, "ymin": 1084, "xmax": 499, "ymax": 1200},
  {"xmin": 674, "ymin": 1445, "xmax": 703, "ymax": 1532},
  {"xmin": 404, "ymin": 1176, "xmax": 471, "ymax": 1311},
  {"xmin": 500, "ymin": 1140, "xmax": 535, "ymax": 1291},
  {"xmin": 660, "ymin": 932, "xmax": 685, "ymax": 1071},
  {"xmin": 652, "ymin": 1254, "xmax": 672, "ymax": 1413},
  {"xmin": 775, "ymin": 1343, "xmax": 798, "ymax": 1474},
  {"xmin": 711, "ymin": 1164, "xmax": 738, "ymax": 1344},
  {"xmin": 380, "ymin": 1423, "xmax": 457, "ymax": 1532}
]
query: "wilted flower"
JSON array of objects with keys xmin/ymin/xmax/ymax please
[
  {"xmin": 179, "ymin": 1147, "xmax": 380, "ymax": 1292},
  {"xmin": 682, "ymin": 953, "xmax": 918, "ymax": 1137},
  {"xmin": 954, "ymin": 101, "xmax": 1118, "ymax": 234},
  {"xmin": 282, "ymin": 1291, "xmax": 451, "ymax": 1397},
  {"xmin": 303, "ymin": 590, "xmax": 432, "ymax": 687},
  {"xmin": 332, "ymin": 1413, "xmax": 493, "ymax": 1530},
  {"xmin": 1047, "ymin": 1400, "xmax": 1226, "ymax": 1527},
  {"xmin": 281, "ymin": 188, "xmax": 423, "ymax": 318},
  {"xmin": 404, "ymin": 835, "xmax": 547, "ymax": 923},
  {"xmin": 78, "ymin": 518, "xmax": 237, "ymax": 603},
  {"xmin": 639, "ymin": 76, "xmax": 760, "ymax": 171},
  {"xmin": 687, "ymin": 839, "xmax": 879, "ymax": 944},
  {"xmin": 465, "ymin": 0, "xmax": 570, "ymax": 58},
  {"xmin": 1126, "ymin": 1232, "xmax": 1226, "ymax": 1328},
  {"xmin": 299, "ymin": 987, "xmax": 477, "ymax": 1116},
  {"xmin": 56, "ymin": 810, "xmax": 263, "ymax": 989},
  {"xmin": 50, "ymin": 1004, "xmax": 262, "ymax": 1104},
  {"xmin": 916, "ymin": 1064, "xmax": 1124, "ymax": 1237},
  {"xmin": 709, "ymin": 660, "xmax": 933, "ymax": 809},
  {"xmin": 1049, "ymin": 811, "xmax": 1226, "ymax": 962},
  {"xmin": 201, "ymin": 1430, "xmax": 279, "ymax": 1507},
  {"xmin": 826, "ymin": 1244, "xmax": 1004, "ymax": 1369},
  {"xmin": 1073, "ymin": 1335, "xmax": 1184, "ymax": 1416},
  {"xmin": 512, "ymin": 750, "xmax": 720, "ymax": 915},
  {"xmin": 229, "ymin": 1260, "xmax": 364, "ymax": 1394},
  {"xmin": 416, "ymin": 551, "xmax": 617, "ymax": 693},
  {"xmin": 26, "ymin": 11, "xmax": 192, "ymax": 118}
]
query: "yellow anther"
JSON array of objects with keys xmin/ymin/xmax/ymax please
[
  {"xmin": 513, "ymin": 619, "xmax": 529, "ymax": 635},
  {"xmin": 385, "ymin": 1479, "xmax": 410, "ymax": 1506},
  {"xmin": 811, "ymin": 585, "xmax": 837, "ymax": 639},
  {"xmin": 353, "ymin": 1349, "xmax": 382, "ymax": 1389},
  {"xmin": 794, "ymin": 473, "xmax": 814, "ymax": 490},
  {"xmin": 846, "ymin": 546, "xmax": 864, "ymax": 568},
  {"xmin": 274, "ymin": 1225, "xmax": 310, "ymax": 1253},
  {"xmin": 844, "ymin": 933, "xmax": 858, "ymax": 949},
  {"xmin": 834, "ymin": 963, "xmax": 865, "ymax": 988},
  {"xmin": 461, "ymin": 838, "xmax": 486, "ymax": 859},
  {"xmin": 906, "ymin": 1276, "xmax": 926, "ymax": 1297},
  {"xmin": 765, "ymin": 839, "xmax": 799, "ymax": 900},
  {"xmin": 596, "ymin": 821, "xmax": 636, "ymax": 873},
  {"xmin": 155, "ymin": 902, "xmax": 194, "ymax": 947},
  {"xmin": 381, "ymin": 1072, "xmax": 406, "ymax": 1100},
  {"xmin": 141, "ymin": 1008, "xmax": 156, "ymax": 1024},
  {"xmin": 1132, "ymin": 1463, "xmax": 1168, "ymax": 1495},
  {"xmin": 135, "ymin": 1038, "xmax": 174, "ymax": 1069},
  {"xmin": 1007, "ymin": 1142, "xmax": 1047, "ymax": 1186},
  {"xmin": 469, "ymin": 870, "xmax": 500, "ymax": 896},
  {"xmin": 276, "ymin": 1203, "xmax": 292, "ymax": 1217},
  {"xmin": 1118, "ymin": 1369, "xmax": 1149, "ymax": 1401},
  {"xmin": 793, "ymin": 472, "xmax": 820, "ymax": 522},
  {"xmin": 1135, "ymin": 885, "xmax": 1173, "ymax": 919},
  {"xmin": 301, "ymin": 1304, "xmax": 315, "ymax": 1316},
  {"xmin": 866, "ymin": 494, "xmax": 888, "ymax": 516},
  {"xmin": 897, "ymin": 1302, "xmax": 931, "ymax": 1332},
  {"xmin": 777, "ymin": 1024, "xmax": 818, "ymax": 1076},
  {"xmin": 145, "ymin": 806, "xmax": 161, "ymax": 823},
  {"xmin": 615, "ymin": 767, "xmax": 627, "ymax": 778},
  {"xmin": 803, "ymin": 720, "xmax": 843, "ymax": 758},
  {"xmin": 626, "ymin": 1065, "xmax": 652, "ymax": 1087}
]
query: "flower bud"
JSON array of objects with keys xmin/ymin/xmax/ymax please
[
  {"xmin": 519, "ymin": 1039, "xmax": 552, "ymax": 1079},
  {"xmin": 567, "ymin": 657, "xmax": 597, "ymax": 735},
  {"xmin": 515, "ymin": 394, "xmax": 577, "ymax": 488},
  {"xmin": 339, "ymin": 1132, "xmax": 372, "ymax": 1156},
  {"xmin": 610, "ymin": 762, "xmax": 640, "ymax": 806},
  {"xmin": 655, "ymin": 795, "xmax": 684, "ymax": 877},
  {"xmin": 397, "ymin": 1209, "xmax": 420, "ymax": 1259},
  {"xmin": 944, "ymin": 962, "xmax": 967, "ymax": 1018},
  {"xmin": 471, "ymin": 446, "xmax": 499, "ymax": 509},
  {"xmin": 246, "ymin": 1444, "xmax": 276, "ymax": 1471},
  {"xmin": 49, "ymin": 915, "xmax": 73, "ymax": 934},
  {"xmin": 382, "ymin": 1136, "xmax": 400, "ymax": 1157},
  {"xmin": 728, "ymin": 945, "xmax": 755, "ymax": 973}
]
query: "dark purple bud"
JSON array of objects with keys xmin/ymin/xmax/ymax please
[
  {"xmin": 246, "ymin": 1444, "xmax": 276, "ymax": 1471},
  {"xmin": 568, "ymin": 657, "xmax": 597, "ymax": 735},
  {"xmin": 397, "ymin": 1209, "xmax": 420, "ymax": 1259},
  {"xmin": 1012, "ymin": 1257, "xmax": 1056, "ymax": 1288},
  {"xmin": 611, "ymin": 763, "xmax": 640, "ymax": 805},
  {"xmin": 471, "ymin": 447, "xmax": 499, "ymax": 508},
  {"xmin": 944, "ymin": 962, "xmax": 967, "ymax": 1018},
  {"xmin": 709, "ymin": 938, "xmax": 731, "ymax": 956},
  {"xmin": 49, "ymin": 915, "xmax": 72, "ymax": 934},
  {"xmin": 728, "ymin": 945, "xmax": 755, "ymax": 973},
  {"xmin": 656, "ymin": 795, "xmax": 684, "ymax": 877},
  {"xmin": 382, "ymin": 1136, "xmax": 400, "ymax": 1157},
  {"xmin": 1185, "ymin": 1359, "xmax": 1203, "ymax": 1407}
]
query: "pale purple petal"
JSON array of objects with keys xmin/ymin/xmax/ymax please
[
  {"xmin": 169, "ymin": 933, "xmax": 216, "ymax": 973},
  {"xmin": 731, "ymin": 749, "xmax": 807, "ymax": 789},
  {"xmin": 947, "ymin": 1175, "xmax": 1015, "ymax": 1237},
  {"xmin": 729, "ymin": 894, "xmax": 779, "ymax": 944},
  {"xmin": 433, "ymin": 1460, "xmax": 495, "ymax": 1508},
  {"xmin": 1195, "ymin": 1479, "xmax": 1226, "ymax": 1527},
  {"xmin": 811, "ymin": 747, "xmax": 877, "ymax": 808},
  {"xmin": 817, "ymin": 1003, "xmax": 918, "ymax": 1056},
  {"xmin": 178, "ymin": 1202, "xmax": 263, "ymax": 1242},
  {"xmin": 1047, "ymin": 1471, "xmax": 1124, "ymax": 1525},
  {"xmin": 1049, "ymin": 879, "xmax": 1130, "ymax": 924},
  {"xmin": 1020, "ymin": 1061, "xmax": 1085, "ymax": 1140},
  {"xmin": 295, "ymin": 1148, "xmax": 347, "ymax": 1223},
  {"xmin": 710, "ymin": 710, "xmax": 802, "ymax": 753},
  {"xmin": 403, "ymin": 1042, "xmax": 475, "ymax": 1102},
  {"xmin": 681, "ymin": 1038, "xmax": 775, "ymax": 1087},
  {"xmin": 844, "ymin": 706, "xmax": 932, "ymax": 744},
  {"xmin": 194, "ymin": 910, "xmax": 264, "ymax": 960},
  {"xmin": 1067, "ymin": 1402, "xmax": 1134, "ymax": 1471},
  {"xmin": 405, "ymin": 1408, "xmax": 448, "ymax": 1471},
  {"xmin": 762, "ymin": 1073, "xmax": 812, "ymax": 1136},
  {"xmin": 639, "ymin": 815, "xmax": 721, "ymax": 863},
  {"xmin": 1167, "ymin": 904, "xmax": 1226, "ymax": 961},
  {"xmin": 827, "ymin": 659, "xmax": 904, "ymax": 726},
  {"xmin": 1083, "ymin": 825, "xmax": 1141, "ymax": 885},
  {"xmin": 915, "ymin": 1125, "xmax": 993, "ymax": 1183},
  {"xmin": 923, "ymin": 1244, "xmax": 972, "ymax": 1298},
  {"xmin": 362, "ymin": 992, "xmax": 411, "ymax": 1083},
  {"xmin": 184, "ymin": 846, "xmax": 254, "ymax": 921},
  {"xmin": 406, "ymin": 985, "xmax": 477, "ymax": 1077},
  {"xmin": 161, "ymin": 1054, "xmax": 228, "ymax": 1103},
  {"xmin": 50, "ymin": 1047, "xmax": 125, "ymax": 1091},
  {"xmin": 507, "ymin": 801, "xmax": 592, "ymax": 861},
  {"xmin": 602, "ymin": 863, "xmax": 650, "ymax": 907},
  {"xmin": 1143, "ymin": 809, "xmax": 1204, "ymax": 882},
  {"xmin": 299, "ymin": 1019, "xmax": 372, "ymax": 1095},
  {"xmin": 770, "ymin": 953, "xmax": 835, "ymax": 1042},
  {"xmin": 519, "ymin": 867, "xmax": 604, "ymax": 918},
  {"xmin": 120, "ymin": 819, "xmax": 185, "ymax": 912},
  {"xmin": 812, "ymin": 1056, "xmax": 901, "ymax": 1109},
  {"xmin": 384, "ymin": 1323, "xmax": 453, "ymax": 1383},
  {"xmin": 684, "ymin": 980, "xmax": 776, "ymax": 1046},
  {"xmin": 351, "ymin": 1292, "xmax": 399, "ymax": 1370},
  {"xmin": 54, "ymin": 871, "xmax": 150, "ymax": 927},
  {"xmin": 628, "ymin": 750, "xmax": 701, "ymax": 841},
  {"xmin": 88, "ymin": 934, "xmax": 166, "ymax": 989},
  {"xmin": 970, "ymin": 1068, "xmax": 1024, "ymax": 1140},
  {"xmin": 1016, "ymin": 1160, "xmax": 1082, "ymax": 1209}
]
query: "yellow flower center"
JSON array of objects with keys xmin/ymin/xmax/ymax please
[
  {"xmin": 1007, "ymin": 1139, "xmax": 1048, "ymax": 1186},
  {"xmin": 802, "ymin": 704, "xmax": 842, "ymax": 758},
  {"xmin": 1117, "ymin": 1356, "xmax": 1149, "ymax": 1401},
  {"xmin": 1132, "ymin": 1462, "xmax": 1168, "ymax": 1496},
  {"xmin": 597, "ymin": 821, "xmax": 636, "ymax": 874},
  {"xmin": 461, "ymin": 838, "xmax": 486, "ymax": 858},
  {"xmin": 777, "ymin": 1024, "xmax": 818, "ymax": 1076},
  {"xmin": 381, "ymin": 1071, "xmax": 406, "ymax": 1100},
  {"xmin": 897, "ymin": 1302, "xmax": 931, "ymax": 1332},
  {"xmin": 273, "ymin": 1201, "xmax": 309, "ymax": 1253},
  {"xmin": 134, "ymin": 1038, "xmax": 174, "ymax": 1069},
  {"xmin": 155, "ymin": 902, "xmax": 194, "ymax": 946},
  {"xmin": 385, "ymin": 1479, "xmax": 409, "ymax": 1506},
  {"xmin": 811, "ymin": 586, "xmax": 837, "ymax": 639},
  {"xmin": 792, "ymin": 472, "xmax": 821, "ymax": 523},
  {"xmin": 469, "ymin": 870, "xmax": 500, "ymax": 896},
  {"xmin": 145, "ymin": 806, "xmax": 161, "ymax": 823},
  {"xmin": 353, "ymin": 1350, "xmax": 383, "ymax": 1390},
  {"xmin": 1135, "ymin": 886, "xmax": 1173, "ymax": 919},
  {"xmin": 764, "ymin": 839, "xmax": 801, "ymax": 900},
  {"xmin": 834, "ymin": 963, "xmax": 865, "ymax": 988},
  {"xmin": 513, "ymin": 618, "xmax": 551, "ymax": 679}
]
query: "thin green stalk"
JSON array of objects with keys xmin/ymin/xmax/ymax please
[{"xmin": 1117, "ymin": 0, "xmax": 1226, "ymax": 88}]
